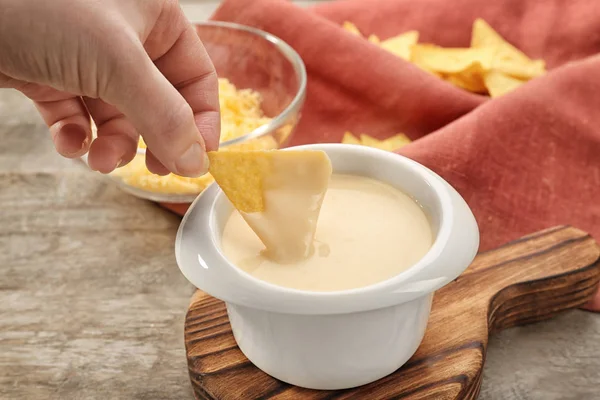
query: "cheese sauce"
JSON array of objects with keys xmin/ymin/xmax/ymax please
[{"xmin": 221, "ymin": 174, "xmax": 433, "ymax": 292}]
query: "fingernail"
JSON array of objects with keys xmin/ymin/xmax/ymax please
[
  {"xmin": 174, "ymin": 142, "xmax": 207, "ymax": 177},
  {"xmin": 57, "ymin": 124, "xmax": 88, "ymax": 157}
]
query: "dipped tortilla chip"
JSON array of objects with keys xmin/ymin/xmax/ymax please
[
  {"xmin": 208, "ymin": 150, "xmax": 331, "ymax": 213},
  {"xmin": 208, "ymin": 151, "xmax": 269, "ymax": 213},
  {"xmin": 209, "ymin": 150, "xmax": 332, "ymax": 262}
]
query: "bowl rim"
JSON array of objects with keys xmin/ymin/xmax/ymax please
[{"xmin": 136, "ymin": 20, "xmax": 307, "ymax": 156}]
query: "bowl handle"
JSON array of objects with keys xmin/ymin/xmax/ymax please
[{"xmin": 395, "ymin": 179, "xmax": 479, "ymax": 295}]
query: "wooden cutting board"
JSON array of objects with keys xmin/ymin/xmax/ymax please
[{"xmin": 184, "ymin": 226, "xmax": 600, "ymax": 400}]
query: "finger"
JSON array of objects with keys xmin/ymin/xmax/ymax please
[
  {"xmin": 145, "ymin": 149, "xmax": 170, "ymax": 176},
  {"xmin": 17, "ymin": 83, "xmax": 91, "ymax": 158},
  {"xmin": 102, "ymin": 40, "xmax": 210, "ymax": 178},
  {"xmin": 83, "ymin": 97, "xmax": 139, "ymax": 173},
  {"xmin": 147, "ymin": 11, "xmax": 220, "ymax": 152},
  {"xmin": 36, "ymin": 99, "xmax": 91, "ymax": 158}
]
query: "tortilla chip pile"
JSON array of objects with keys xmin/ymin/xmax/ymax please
[{"xmin": 343, "ymin": 18, "xmax": 546, "ymax": 97}]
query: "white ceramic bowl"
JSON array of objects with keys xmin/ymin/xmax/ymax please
[{"xmin": 175, "ymin": 144, "xmax": 479, "ymax": 390}]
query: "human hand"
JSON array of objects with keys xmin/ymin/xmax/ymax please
[{"xmin": 0, "ymin": 0, "xmax": 219, "ymax": 177}]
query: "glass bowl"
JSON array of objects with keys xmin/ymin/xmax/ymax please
[{"xmin": 83, "ymin": 21, "xmax": 307, "ymax": 203}]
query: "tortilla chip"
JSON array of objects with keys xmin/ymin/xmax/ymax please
[
  {"xmin": 208, "ymin": 150, "xmax": 331, "ymax": 213},
  {"xmin": 483, "ymin": 70, "xmax": 526, "ymax": 97},
  {"xmin": 208, "ymin": 151, "xmax": 268, "ymax": 213},
  {"xmin": 342, "ymin": 132, "xmax": 361, "ymax": 145},
  {"xmin": 368, "ymin": 34, "xmax": 381, "ymax": 44},
  {"xmin": 360, "ymin": 134, "xmax": 411, "ymax": 151},
  {"xmin": 359, "ymin": 134, "xmax": 384, "ymax": 148},
  {"xmin": 382, "ymin": 133, "xmax": 412, "ymax": 150},
  {"xmin": 380, "ymin": 30, "xmax": 419, "ymax": 60},
  {"xmin": 492, "ymin": 58, "xmax": 546, "ymax": 80},
  {"xmin": 471, "ymin": 18, "xmax": 546, "ymax": 79},
  {"xmin": 471, "ymin": 18, "xmax": 530, "ymax": 62},
  {"xmin": 444, "ymin": 62, "xmax": 488, "ymax": 93},
  {"xmin": 413, "ymin": 62, "xmax": 444, "ymax": 77},
  {"xmin": 342, "ymin": 132, "xmax": 411, "ymax": 151},
  {"xmin": 411, "ymin": 44, "xmax": 494, "ymax": 74},
  {"xmin": 343, "ymin": 21, "xmax": 362, "ymax": 36}
]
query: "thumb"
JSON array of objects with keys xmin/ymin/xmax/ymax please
[{"xmin": 100, "ymin": 46, "xmax": 216, "ymax": 178}]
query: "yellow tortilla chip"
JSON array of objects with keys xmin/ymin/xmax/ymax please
[
  {"xmin": 380, "ymin": 30, "xmax": 419, "ymax": 60},
  {"xmin": 208, "ymin": 150, "xmax": 331, "ymax": 213},
  {"xmin": 208, "ymin": 151, "xmax": 268, "ymax": 213},
  {"xmin": 340, "ymin": 18, "xmax": 545, "ymax": 96},
  {"xmin": 359, "ymin": 134, "xmax": 384, "ymax": 148},
  {"xmin": 381, "ymin": 133, "xmax": 411, "ymax": 150},
  {"xmin": 360, "ymin": 134, "xmax": 411, "ymax": 151},
  {"xmin": 413, "ymin": 62, "xmax": 444, "ymax": 77},
  {"xmin": 483, "ymin": 70, "xmax": 526, "ymax": 97},
  {"xmin": 444, "ymin": 62, "xmax": 487, "ymax": 93},
  {"xmin": 343, "ymin": 132, "xmax": 411, "ymax": 151},
  {"xmin": 343, "ymin": 21, "xmax": 362, "ymax": 36},
  {"xmin": 471, "ymin": 18, "xmax": 546, "ymax": 79},
  {"xmin": 492, "ymin": 58, "xmax": 546, "ymax": 80},
  {"xmin": 471, "ymin": 18, "xmax": 530, "ymax": 62},
  {"xmin": 411, "ymin": 44, "xmax": 495, "ymax": 74},
  {"xmin": 368, "ymin": 34, "xmax": 381, "ymax": 44},
  {"xmin": 342, "ymin": 132, "xmax": 361, "ymax": 145}
]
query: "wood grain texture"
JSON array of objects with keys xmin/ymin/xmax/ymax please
[{"xmin": 185, "ymin": 226, "xmax": 600, "ymax": 400}]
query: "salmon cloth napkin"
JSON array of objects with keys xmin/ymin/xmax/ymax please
[{"xmin": 164, "ymin": 0, "xmax": 600, "ymax": 310}]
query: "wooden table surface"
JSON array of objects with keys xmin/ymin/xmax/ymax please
[{"xmin": 1, "ymin": 3, "xmax": 600, "ymax": 399}]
